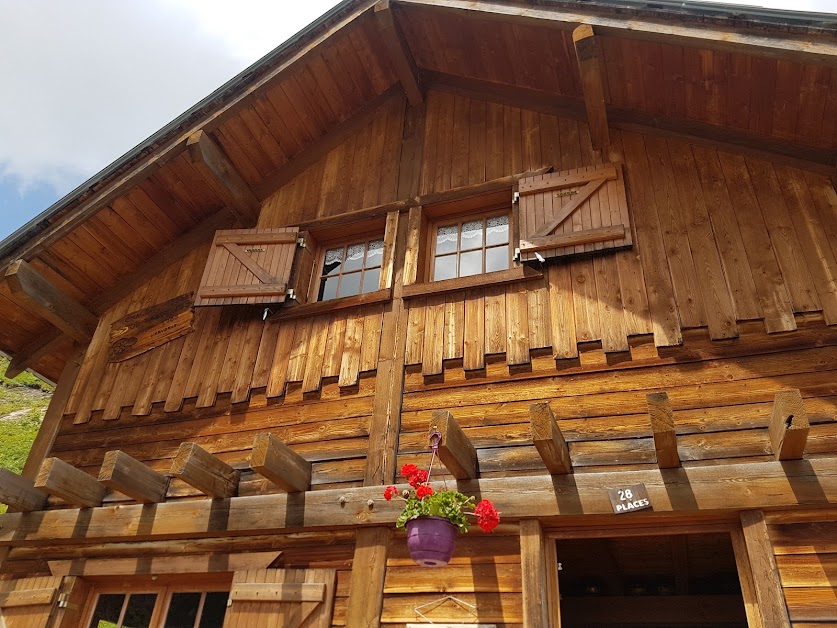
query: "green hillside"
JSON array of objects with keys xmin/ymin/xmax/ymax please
[{"xmin": 0, "ymin": 358, "xmax": 54, "ymax": 513}]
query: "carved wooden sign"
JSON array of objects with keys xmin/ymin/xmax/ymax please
[
  {"xmin": 108, "ymin": 292, "xmax": 195, "ymax": 362},
  {"xmin": 607, "ymin": 483, "xmax": 652, "ymax": 514}
]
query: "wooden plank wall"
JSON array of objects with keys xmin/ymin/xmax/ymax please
[
  {"xmin": 403, "ymin": 90, "xmax": 837, "ymax": 374},
  {"xmin": 399, "ymin": 319, "xmax": 837, "ymax": 480},
  {"xmin": 767, "ymin": 514, "xmax": 837, "ymax": 625},
  {"xmin": 259, "ymin": 95, "xmax": 405, "ymax": 226}
]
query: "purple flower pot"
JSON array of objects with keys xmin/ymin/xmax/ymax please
[{"xmin": 406, "ymin": 516, "xmax": 458, "ymax": 567}]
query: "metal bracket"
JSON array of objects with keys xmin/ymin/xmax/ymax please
[
  {"xmin": 58, "ymin": 593, "xmax": 70, "ymax": 609},
  {"xmin": 297, "ymin": 236, "xmax": 306, "ymax": 247},
  {"xmin": 513, "ymin": 247, "xmax": 521, "ymax": 262},
  {"xmin": 513, "ymin": 191, "xmax": 520, "ymax": 204}
]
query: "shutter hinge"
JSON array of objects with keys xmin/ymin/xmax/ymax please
[
  {"xmin": 227, "ymin": 597, "xmax": 233, "ymax": 607},
  {"xmin": 513, "ymin": 247, "xmax": 521, "ymax": 262},
  {"xmin": 287, "ymin": 288, "xmax": 296, "ymax": 301},
  {"xmin": 513, "ymin": 191, "xmax": 520, "ymax": 204},
  {"xmin": 297, "ymin": 236, "xmax": 306, "ymax": 247},
  {"xmin": 58, "ymin": 593, "xmax": 70, "ymax": 609}
]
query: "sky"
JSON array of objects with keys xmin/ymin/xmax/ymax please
[{"xmin": 0, "ymin": 0, "xmax": 834, "ymax": 242}]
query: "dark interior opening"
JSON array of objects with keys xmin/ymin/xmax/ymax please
[{"xmin": 556, "ymin": 533, "xmax": 748, "ymax": 627}]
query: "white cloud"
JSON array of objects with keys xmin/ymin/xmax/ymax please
[{"xmin": 0, "ymin": 0, "xmax": 340, "ymax": 196}]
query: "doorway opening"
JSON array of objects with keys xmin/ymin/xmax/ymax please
[{"xmin": 555, "ymin": 532, "xmax": 748, "ymax": 627}]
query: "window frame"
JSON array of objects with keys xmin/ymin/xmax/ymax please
[
  {"xmin": 310, "ymin": 234, "xmax": 387, "ymax": 303},
  {"xmin": 81, "ymin": 579, "xmax": 231, "ymax": 628},
  {"xmin": 426, "ymin": 208, "xmax": 513, "ymax": 283}
]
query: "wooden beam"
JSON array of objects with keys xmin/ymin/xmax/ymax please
[
  {"xmin": 48, "ymin": 551, "xmax": 280, "ymax": 577},
  {"xmin": 346, "ymin": 526, "xmax": 390, "ymax": 628},
  {"xmin": 187, "ymin": 131, "xmax": 259, "ymax": 225},
  {"xmin": 254, "ymin": 86, "xmax": 402, "ymax": 199},
  {"xmin": 572, "ymin": 24, "xmax": 609, "ymax": 149},
  {"xmin": 170, "ymin": 442, "xmax": 240, "ymax": 498},
  {"xmin": 2, "ymin": 459, "xmax": 837, "ymax": 545},
  {"xmin": 0, "ymin": 588, "xmax": 57, "ymax": 609},
  {"xmin": 396, "ymin": 0, "xmax": 837, "ymax": 65},
  {"xmin": 529, "ymin": 403, "xmax": 571, "ymax": 475},
  {"xmin": 249, "ymin": 433, "xmax": 312, "ymax": 492},
  {"xmin": 17, "ymin": 346, "xmax": 85, "ymax": 486},
  {"xmin": 423, "ymin": 70, "xmax": 837, "ymax": 174},
  {"xmin": 430, "ymin": 410, "xmax": 478, "ymax": 480},
  {"xmin": 230, "ymin": 582, "xmax": 324, "ymax": 603},
  {"xmin": 5, "ymin": 260, "xmax": 97, "ymax": 342},
  {"xmin": 34, "ymin": 457, "xmax": 106, "ymax": 508},
  {"xmin": 520, "ymin": 519, "xmax": 550, "ymax": 628},
  {"xmin": 731, "ymin": 527, "xmax": 766, "ymax": 628},
  {"xmin": 740, "ymin": 510, "xmax": 792, "ymax": 627},
  {"xmin": 769, "ymin": 389, "xmax": 809, "ymax": 460},
  {"xmin": 0, "ymin": 468, "xmax": 47, "ymax": 512},
  {"xmin": 98, "ymin": 450, "xmax": 169, "ymax": 504},
  {"xmin": 520, "ymin": 225, "xmax": 625, "ymax": 254},
  {"xmin": 647, "ymin": 392, "xmax": 681, "ymax": 469},
  {"xmin": 374, "ymin": 1, "xmax": 423, "ymax": 106},
  {"xmin": 4, "ymin": 333, "xmax": 69, "ymax": 379}
]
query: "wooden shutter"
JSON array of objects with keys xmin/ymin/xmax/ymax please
[
  {"xmin": 518, "ymin": 162, "xmax": 632, "ymax": 262},
  {"xmin": 223, "ymin": 568, "xmax": 336, "ymax": 628},
  {"xmin": 0, "ymin": 577, "xmax": 62, "ymax": 628},
  {"xmin": 195, "ymin": 227, "xmax": 300, "ymax": 306}
]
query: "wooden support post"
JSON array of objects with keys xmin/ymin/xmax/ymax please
[
  {"xmin": 346, "ymin": 526, "xmax": 390, "ymax": 628},
  {"xmin": 5, "ymin": 260, "xmax": 97, "ymax": 342},
  {"xmin": 739, "ymin": 510, "xmax": 791, "ymax": 627},
  {"xmin": 730, "ymin": 527, "xmax": 766, "ymax": 628},
  {"xmin": 0, "ymin": 468, "xmax": 47, "ymax": 512},
  {"xmin": 520, "ymin": 520, "xmax": 550, "ymax": 628},
  {"xmin": 430, "ymin": 410, "xmax": 478, "ymax": 480},
  {"xmin": 769, "ymin": 389, "xmax": 809, "ymax": 460},
  {"xmin": 572, "ymin": 24, "xmax": 610, "ymax": 150},
  {"xmin": 374, "ymin": 1, "xmax": 423, "ymax": 106},
  {"xmin": 647, "ymin": 392, "xmax": 681, "ymax": 469},
  {"xmin": 529, "ymin": 403, "xmax": 572, "ymax": 474},
  {"xmin": 98, "ymin": 450, "xmax": 169, "ymax": 504},
  {"xmin": 545, "ymin": 534, "xmax": 563, "ymax": 627},
  {"xmin": 34, "ymin": 458, "xmax": 106, "ymax": 508},
  {"xmin": 170, "ymin": 443, "xmax": 240, "ymax": 498},
  {"xmin": 249, "ymin": 433, "xmax": 312, "ymax": 492},
  {"xmin": 187, "ymin": 130, "xmax": 260, "ymax": 225}
]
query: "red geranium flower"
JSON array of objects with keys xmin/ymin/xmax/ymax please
[
  {"xmin": 416, "ymin": 485, "xmax": 434, "ymax": 499},
  {"xmin": 408, "ymin": 469, "xmax": 429, "ymax": 487},
  {"xmin": 383, "ymin": 485, "xmax": 398, "ymax": 501},
  {"xmin": 400, "ymin": 463, "xmax": 418, "ymax": 478},
  {"xmin": 474, "ymin": 499, "xmax": 500, "ymax": 533}
]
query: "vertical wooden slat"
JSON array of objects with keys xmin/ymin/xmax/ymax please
[
  {"xmin": 422, "ymin": 294, "xmax": 446, "ymax": 376},
  {"xmin": 520, "ymin": 519, "xmax": 550, "ymax": 628},
  {"xmin": 346, "ymin": 527, "xmax": 390, "ymax": 628},
  {"xmin": 463, "ymin": 288, "xmax": 485, "ymax": 371},
  {"xmin": 740, "ymin": 510, "xmax": 791, "ymax": 628},
  {"xmin": 505, "ymin": 281, "xmax": 530, "ymax": 366}
]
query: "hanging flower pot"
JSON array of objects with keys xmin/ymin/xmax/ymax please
[{"xmin": 406, "ymin": 516, "xmax": 459, "ymax": 567}]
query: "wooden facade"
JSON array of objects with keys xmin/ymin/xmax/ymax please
[{"xmin": 0, "ymin": 1, "xmax": 836, "ymax": 626}]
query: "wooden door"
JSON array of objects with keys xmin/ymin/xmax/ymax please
[
  {"xmin": 0, "ymin": 577, "xmax": 61, "ymax": 628},
  {"xmin": 223, "ymin": 568, "xmax": 336, "ymax": 628}
]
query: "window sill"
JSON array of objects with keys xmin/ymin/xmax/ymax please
[
  {"xmin": 274, "ymin": 288, "xmax": 392, "ymax": 320},
  {"xmin": 401, "ymin": 265, "xmax": 543, "ymax": 299}
]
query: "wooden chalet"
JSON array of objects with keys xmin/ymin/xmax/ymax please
[{"xmin": 1, "ymin": 0, "xmax": 837, "ymax": 625}]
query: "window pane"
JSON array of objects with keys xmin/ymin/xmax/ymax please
[
  {"xmin": 362, "ymin": 267, "xmax": 381, "ymax": 293},
  {"xmin": 343, "ymin": 242, "xmax": 365, "ymax": 272},
  {"xmin": 435, "ymin": 224, "xmax": 458, "ymax": 255},
  {"xmin": 461, "ymin": 220, "xmax": 484, "ymax": 251},
  {"xmin": 340, "ymin": 271, "xmax": 361, "ymax": 297},
  {"xmin": 485, "ymin": 245, "xmax": 510, "ymax": 273},
  {"xmin": 434, "ymin": 254, "xmax": 457, "ymax": 281},
  {"xmin": 322, "ymin": 247, "xmax": 344, "ymax": 276},
  {"xmin": 164, "ymin": 592, "xmax": 202, "ymax": 628},
  {"xmin": 365, "ymin": 239, "xmax": 384, "ymax": 267},
  {"xmin": 318, "ymin": 275, "xmax": 339, "ymax": 301},
  {"xmin": 486, "ymin": 214, "xmax": 509, "ymax": 246},
  {"xmin": 198, "ymin": 592, "xmax": 229, "ymax": 628},
  {"xmin": 121, "ymin": 593, "xmax": 157, "ymax": 628},
  {"xmin": 89, "ymin": 594, "xmax": 125, "ymax": 628},
  {"xmin": 460, "ymin": 250, "xmax": 482, "ymax": 277}
]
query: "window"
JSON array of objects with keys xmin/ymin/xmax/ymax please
[
  {"xmin": 86, "ymin": 586, "xmax": 229, "ymax": 628},
  {"xmin": 431, "ymin": 212, "xmax": 511, "ymax": 281},
  {"xmin": 316, "ymin": 236, "xmax": 384, "ymax": 301}
]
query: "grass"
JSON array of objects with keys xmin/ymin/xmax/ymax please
[{"xmin": 0, "ymin": 357, "xmax": 53, "ymax": 513}]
